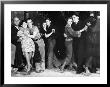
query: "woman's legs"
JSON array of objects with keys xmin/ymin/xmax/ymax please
[
  {"xmin": 60, "ymin": 41, "xmax": 73, "ymax": 72},
  {"xmin": 25, "ymin": 52, "xmax": 32, "ymax": 72}
]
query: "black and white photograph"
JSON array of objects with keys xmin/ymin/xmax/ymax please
[
  {"xmin": 11, "ymin": 11, "xmax": 100, "ymax": 77},
  {"xmin": 3, "ymin": 3, "xmax": 107, "ymax": 84}
]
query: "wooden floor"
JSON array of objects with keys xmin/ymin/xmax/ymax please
[
  {"xmin": 11, "ymin": 44, "xmax": 100, "ymax": 77},
  {"xmin": 11, "ymin": 68, "xmax": 100, "ymax": 77}
]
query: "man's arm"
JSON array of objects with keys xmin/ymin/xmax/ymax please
[
  {"xmin": 45, "ymin": 29, "xmax": 55, "ymax": 38},
  {"xmin": 11, "ymin": 26, "xmax": 19, "ymax": 42},
  {"xmin": 79, "ymin": 25, "xmax": 88, "ymax": 33},
  {"xmin": 17, "ymin": 28, "xmax": 24, "ymax": 37},
  {"xmin": 65, "ymin": 26, "xmax": 76, "ymax": 37},
  {"xmin": 28, "ymin": 26, "xmax": 41, "ymax": 39}
]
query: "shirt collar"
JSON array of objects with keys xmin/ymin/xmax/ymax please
[{"xmin": 15, "ymin": 26, "xmax": 19, "ymax": 30}]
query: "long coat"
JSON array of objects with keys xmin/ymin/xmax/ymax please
[
  {"xmin": 85, "ymin": 18, "xmax": 100, "ymax": 69},
  {"xmin": 86, "ymin": 18, "xmax": 100, "ymax": 57}
]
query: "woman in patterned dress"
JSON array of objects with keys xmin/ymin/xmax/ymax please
[{"xmin": 17, "ymin": 20, "xmax": 35, "ymax": 73}]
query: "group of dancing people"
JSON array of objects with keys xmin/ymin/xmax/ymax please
[{"xmin": 11, "ymin": 11, "xmax": 100, "ymax": 75}]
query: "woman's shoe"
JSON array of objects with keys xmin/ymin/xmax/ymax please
[
  {"xmin": 59, "ymin": 65, "xmax": 65, "ymax": 73},
  {"xmin": 26, "ymin": 64, "xmax": 32, "ymax": 74}
]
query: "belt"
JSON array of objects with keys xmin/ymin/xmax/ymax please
[{"xmin": 65, "ymin": 38, "xmax": 73, "ymax": 41}]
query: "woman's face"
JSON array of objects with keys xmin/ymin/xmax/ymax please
[
  {"xmin": 67, "ymin": 19, "xmax": 73, "ymax": 25},
  {"xmin": 22, "ymin": 22, "xmax": 27, "ymax": 28},
  {"xmin": 43, "ymin": 23, "xmax": 47, "ymax": 28},
  {"xmin": 43, "ymin": 23, "xmax": 46, "ymax": 28},
  {"xmin": 27, "ymin": 19, "xmax": 33, "ymax": 28},
  {"xmin": 46, "ymin": 20, "xmax": 51, "ymax": 26}
]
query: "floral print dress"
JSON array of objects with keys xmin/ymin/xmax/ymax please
[{"xmin": 17, "ymin": 27, "xmax": 35, "ymax": 54}]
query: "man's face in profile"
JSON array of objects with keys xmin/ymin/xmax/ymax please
[
  {"xmin": 14, "ymin": 17, "xmax": 20, "ymax": 26},
  {"xmin": 72, "ymin": 15, "xmax": 79, "ymax": 23}
]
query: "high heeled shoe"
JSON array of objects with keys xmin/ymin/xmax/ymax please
[
  {"xmin": 59, "ymin": 65, "xmax": 65, "ymax": 73},
  {"xmin": 26, "ymin": 64, "xmax": 32, "ymax": 75}
]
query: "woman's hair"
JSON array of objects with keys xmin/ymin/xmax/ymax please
[
  {"xmin": 42, "ymin": 21, "xmax": 46, "ymax": 24},
  {"xmin": 45, "ymin": 18, "xmax": 51, "ymax": 21},
  {"xmin": 19, "ymin": 20, "xmax": 27, "ymax": 27},
  {"xmin": 67, "ymin": 17, "xmax": 73, "ymax": 22},
  {"xmin": 26, "ymin": 18, "xmax": 33, "ymax": 22}
]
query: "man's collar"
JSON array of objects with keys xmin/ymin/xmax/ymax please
[{"xmin": 15, "ymin": 26, "xmax": 19, "ymax": 30}]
